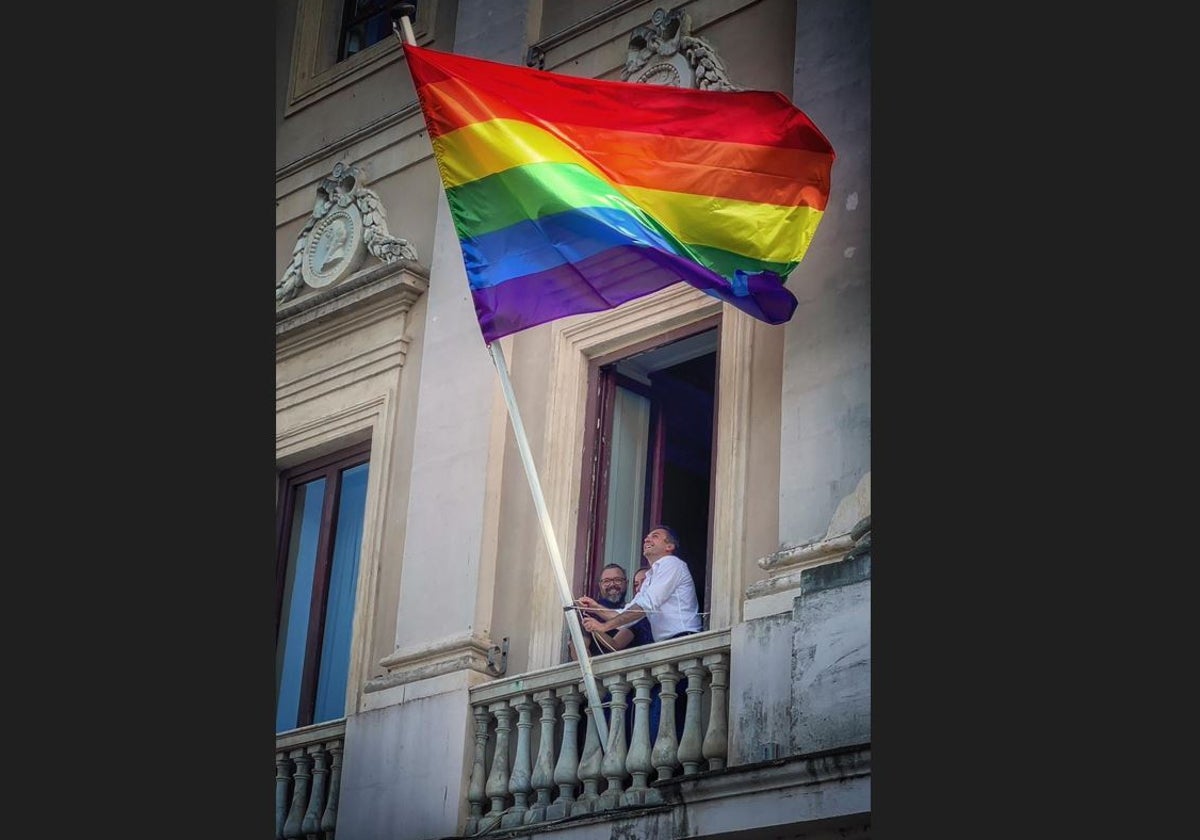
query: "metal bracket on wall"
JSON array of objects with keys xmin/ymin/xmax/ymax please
[{"xmin": 486, "ymin": 637, "xmax": 509, "ymax": 676}]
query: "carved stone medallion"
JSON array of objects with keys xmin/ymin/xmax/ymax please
[
  {"xmin": 622, "ymin": 7, "xmax": 738, "ymax": 92},
  {"xmin": 302, "ymin": 204, "xmax": 366, "ymax": 289},
  {"xmin": 276, "ymin": 161, "xmax": 419, "ymax": 305},
  {"xmin": 630, "ymin": 58, "xmax": 685, "ymax": 87}
]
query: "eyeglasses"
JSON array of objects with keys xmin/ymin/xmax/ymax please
[{"xmin": 600, "ymin": 577, "xmax": 625, "ymax": 584}]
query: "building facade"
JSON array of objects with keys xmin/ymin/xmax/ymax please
[{"xmin": 275, "ymin": 1, "xmax": 870, "ymax": 838}]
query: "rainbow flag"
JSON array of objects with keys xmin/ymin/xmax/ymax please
[{"xmin": 404, "ymin": 43, "xmax": 835, "ymax": 344}]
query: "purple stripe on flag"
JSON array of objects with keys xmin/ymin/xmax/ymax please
[{"xmin": 471, "ymin": 245, "xmax": 797, "ymax": 343}]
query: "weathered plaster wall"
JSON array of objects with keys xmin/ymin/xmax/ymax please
[
  {"xmin": 336, "ymin": 672, "xmax": 487, "ymax": 840},
  {"xmin": 778, "ymin": 0, "xmax": 871, "ymax": 548},
  {"xmin": 791, "ymin": 555, "xmax": 870, "ymax": 753},
  {"xmin": 730, "ymin": 609, "xmax": 796, "ymax": 763},
  {"xmin": 730, "ymin": 555, "xmax": 870, "ymax": 764}
]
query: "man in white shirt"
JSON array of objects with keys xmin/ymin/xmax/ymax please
[
  {"xmin": 578, "ymin": 525, "xmax": 702, "ymax": 641},
  {"xmin": 578, "ymin": 525, "xmax": 702, "ymax": 742}
]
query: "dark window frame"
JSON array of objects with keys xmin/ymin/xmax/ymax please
[
  {"xmin": 275, "ymin": 440, "xmax": 371, "ymax": 730},
  {"xmin": 337, "ymin": 0, "xmax": 407, "ymax": 62}
]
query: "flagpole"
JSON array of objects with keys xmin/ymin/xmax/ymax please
[
  {"xmin": 393, "ymin": 7, "xmax": 611, "ymax": 753},
  {"xmin": 486, "ymin": 340, "xmax": 610, "ymax": 751}
]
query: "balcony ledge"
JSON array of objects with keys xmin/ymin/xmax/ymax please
[{"xmin": 454, "ymin": 742, "xmax": 871, "ymax": 839}]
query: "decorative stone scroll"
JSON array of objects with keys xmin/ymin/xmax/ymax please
[
  {"xmin": 622, "ymin": 7, "xmax": 738, "ymax": 91},
  {"xmin": 276, "ymin": 162, "xmax": 418, "ymax": 304},
  {"xmin": 744, "ymin": 473, "xmax": 872, "ymax": 620}
]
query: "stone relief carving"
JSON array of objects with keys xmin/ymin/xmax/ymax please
[
  {"xmin": 622, "ymin": 7, "xmax": 738, "ymax": 91},
  {"xmin": 276, "ymin": 161, "xmax": 419, "ymax": 304}
]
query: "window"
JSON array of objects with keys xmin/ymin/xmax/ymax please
[
  {"xmin": 338, "ymin": 0, "xmax": 407, "ymax": 62},
  {"xmin": 275, "ymin": 441, "xmax": 371, "ymax": 733},
  {"xmin": 285, "ymin": 0, "xmax": 432, "ymax": 115},
  {"xmin": 576, "ymin": 323, "xmax": 719, "ymax": 617}
]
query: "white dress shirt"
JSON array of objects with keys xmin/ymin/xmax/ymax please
[{"xmin": 620, "ymin": 554, "xmax": 702, "ymax": 641}]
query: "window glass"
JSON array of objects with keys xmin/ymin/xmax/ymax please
[
  {"xmin": 275, "ymin": 478, "xmax": 327, "ymax": 733},
  {"xmin": 602, "ymin": 387, "xmax": 650, "ymax": 581},
  {"xmin": 340, "ymin": 0, "xmax": 409, "ymax": 61},
  {"xmin": 274, "ymin": 444, "xmax": 370, "ymax": 733},
  {"xmin": 314, "ymin": 463, "xmax": 369, "ymax": 721}
]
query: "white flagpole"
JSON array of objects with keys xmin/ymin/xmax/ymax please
[
  {"xmin": 486, "ymin": 341, "xmax": 610, "ymax": 751},
  {"xmin": 393, "ymin": 8, "xmax": 610, "ymax": 752}
]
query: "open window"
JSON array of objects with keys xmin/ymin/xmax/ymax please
[{"xmin": 575, "ymin": 319, "xmax": 720, "ymax": 622}]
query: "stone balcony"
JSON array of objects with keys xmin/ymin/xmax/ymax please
[{"xmin": 275, "ymin": 551, "xmax": 871, "ymax": 839}]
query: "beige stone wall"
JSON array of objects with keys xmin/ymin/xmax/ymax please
[{"xmin": 275, "ymin": 274, "xmax": 428, "ymax": 715}]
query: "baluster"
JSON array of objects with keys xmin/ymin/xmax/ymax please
[
  {"xmin": 502, "ymin": 695, "xmax": 534, "ymax": 828},
  {"xmin": 301, "ymin": 745, "xmax": 328, "ymax": 838},
  {"xmin": 571, "ymin": 681, "xmax": 604, "ymax": 815},
  {"xmin": 702, "ymin": 653, "xmax": 729, "ymax": 771},
  {"xmin": 525, "ymin": 691, "xmax": 558, "ymax": 825},
  {"xmin": 651, "ymin": 664, "xmax": 682, "ymax": 782},
  {"xmin": 320, "ymin": 739, "xmax": 342, "ymax": 840},
  {"xmin": 282, "ymin": 748, "xmax": 311, "ymax": 839},
  {"xmin": 598, "ymin": 674, "xmax": 630, "ymax": 810},
  {"xmin": 548, "ymin": 685, "xmax": 581, "ymax": 820},
  {"xmin": 676, "ymin": 658, "xmax": 707, "ymax": 774},
  {"xmin": 465, "ymin": 705, "xmax": 490, "ymax": 834},
  {"xmin": 275, "ymin": 751, "xmax": 292, "ymax": 840},
  {"xmin": 622, "ymin": 668, "xmax": 658, "ymax": 805},
  {"xmin": 481, "ymin": 701, "xmax": 513, "ymax": 831}
]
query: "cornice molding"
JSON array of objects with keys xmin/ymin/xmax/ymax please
[
  {"xmin": 276, "ymin": 262, "xmax": 429, "ymax": 338},
  {"xmin": 367, "ymin": 632, "xmax": 497, "ymax": 691}
]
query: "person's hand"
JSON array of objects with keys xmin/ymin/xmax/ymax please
[
  {"xmin": 581, "ymin": 615, "xmax": 607, "ymax": 634},
  {"xmin": 576, "ymin": 596, "xmax": 600, "ymax": 611}
]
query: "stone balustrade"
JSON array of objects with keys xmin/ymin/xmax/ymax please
[
  {"xmin": 464, "ymin": 629, "xmax": 731, "ymax": 834},
  {"xmin": 275, "ymin": 719, "xmax": 345, "ymax": 840}
]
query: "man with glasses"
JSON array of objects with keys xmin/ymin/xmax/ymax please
[
  {"xmin": 569, "ymin": 563, "xmax": 649, "ymax": 659},
  {"xmin": 578, "ymin": 526, "xmax": 702, "ymax": 739},
  {"xmin": 578, "ymin": 526, "xmax": 702, "ymax": 643}
]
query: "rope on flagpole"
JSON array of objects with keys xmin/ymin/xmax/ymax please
[{"xmin": 391, "ymin": 6, "xmax": 610, "ymax": 752}]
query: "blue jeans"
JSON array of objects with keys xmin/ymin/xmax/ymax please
[{"xmin": 583, "ymin": 680, "xmax": 687, "ymax": 751}]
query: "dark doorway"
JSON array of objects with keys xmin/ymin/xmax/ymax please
[{"xmin": 576, "ymin": 324, "xmax": 718, "ymax": 621}]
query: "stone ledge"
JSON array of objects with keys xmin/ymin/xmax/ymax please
[
  {"xmin": 744, "ymin": 533, "xmax": 854, "ymax": 610},
  {"xmin": 276, "ymin": 261, "xmax": 429, "ymax": 336},
  {"xmin": 468, "ymin": 629, "xmax": 732, "ymax": 707},
  {"xmin": 458, "ymin": 743, "xmax": 871, "ymax": 840},
  {"xmin": 274, "ymin": 718, "xmax": 346, "ymax": 752},
  {"xmin": 366, "ymin": 632, "xmax": 497, "ymax": 691},
  {"xmin": 755, "ymin": 532, "xmax": 855, "ymax": 574},
  {"xmin": 801, "ymin": 553, "xmax": 871, "ymax": 596}
]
